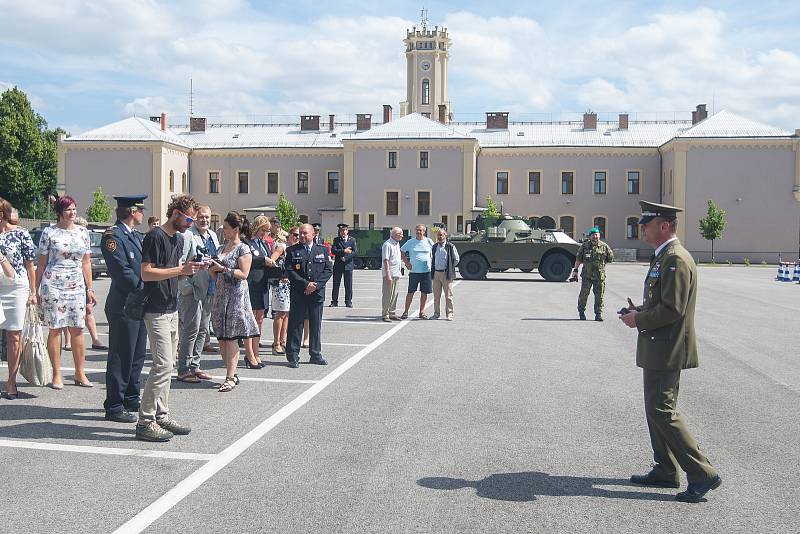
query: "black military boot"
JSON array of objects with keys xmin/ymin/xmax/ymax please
[
  {"xmin": 595, "ymin": 314, "xmax": 603, "ymax": 322},
  {"xmin": 579, "ymin": 310, "xmax": 586, "ymax": 320}
]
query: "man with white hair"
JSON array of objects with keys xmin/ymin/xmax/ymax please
[{"xmin": 381, "ymin": 227, "xmax": 403, "ymax": 322}]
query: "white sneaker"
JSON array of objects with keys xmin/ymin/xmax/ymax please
[
  {"xmin": 430, "ymin": 313, "xmax": 440, "ymax": 320},
  {"xmin": 446, "ymin": 315, "xmax": 453, "ymax": 321}
]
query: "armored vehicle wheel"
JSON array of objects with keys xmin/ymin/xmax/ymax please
[
  {"xmin": 539, "ymin": 252, "xmax": 572, "ymax": 282},
  {"xmin": 459, "ymin": 253, "xmax": 489, "ymax": 280},
  {"xmin": 353, "ymin": 257, "xmax": 364, "ymax": 269},
  {"xmin": 366, "ymin": 257, "xmax": 382, "ymax": 270}
]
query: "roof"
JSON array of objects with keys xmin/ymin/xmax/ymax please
[
  {"xmin": 676, "ymin": 110, "xmax": 793, "ymax": 138},
  {"xmin": 345, "ymin": 112, "xmax": 474, "ymax": 141},
  {"xmin": 64, "ymin": 110, "xmax": 793, "ymax": 150},
  {"xmin": 65, "ymin": 117, "xmax": 191, "ymax": 148}
]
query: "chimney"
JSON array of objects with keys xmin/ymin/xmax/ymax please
[
  {"xmin": 189, "ymin": 117, "xmax": 206, "ymax": 133},
  {"xmin": 795, "ymin": 128, "xmax": 800, "ymax": 137},
  {"xmin": 618, "ymin": 113, "xmax": 629, "ymax": 130},
  {"xmin": 583, "ymin": 112, "xmax": 597, "ymax": 130},
  {"xmin": 438, "ymin": 104, "xmax": 448, "ymax": 124},
  {"xmin": 160, "ymin": 112, "xmax": 166, "ymax": 131},
  {"xmin": 383, "ymin": 105, "xmax": 392, "ymax": 124},
  {"xmin": 300, "ymin": 115, "xmax": 320, "ymax": 131},
  {"xmin": 356, "ymin": 113, "xmax": 372, "ymax": 130},
  {"xmin": 486, "ymin": 112, "xmax": 509, "ymax": 130},
  {"xmin": 329, "ymin": 114, "xmax": 335, "ymax": 131},
  {"xmin": 692, "ymin": 104, "xmax": 708, "ymax": 125}
]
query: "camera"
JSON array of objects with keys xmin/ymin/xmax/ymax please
[
  {"xmin": 194, "ymin": 246, "xmax": 208, "ymax": 263},
  {"xmin": 618, "ymin": 307, "xmax": 631, "ymax": 316}
]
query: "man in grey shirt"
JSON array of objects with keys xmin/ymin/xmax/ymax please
[{"xmin": 430, "ymin": 228, "xmax": 459, "ymax": 320}]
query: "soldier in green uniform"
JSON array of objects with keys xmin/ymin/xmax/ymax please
[
  {"xmin": 620, "ymin": 201, "xmax": 721, "ymax": 503},
  {"xmin": 570, "ymin": 227, "xmax": 614, "ymax": 321}
]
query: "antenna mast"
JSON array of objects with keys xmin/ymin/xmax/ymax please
[{"xmin": 420, "ymin": 8, "xmax": 428, "ymax": 30}]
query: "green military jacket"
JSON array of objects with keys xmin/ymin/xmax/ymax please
[
  {"xmin": 576, "ymin": 240, "xmax": 614, "ymax": 279},
  {"xmin": 635, "ymin": 239, "xmax": 698, "ymax": 370}
]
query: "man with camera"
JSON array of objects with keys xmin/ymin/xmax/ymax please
[{"xmin": 176, "ymin": 205, "xmax": 220, "ymax": 384}]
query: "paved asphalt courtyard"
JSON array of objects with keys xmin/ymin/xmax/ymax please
[{"xmin": 1, "ymin": 264, "xmax": 798, "ymax": 533}]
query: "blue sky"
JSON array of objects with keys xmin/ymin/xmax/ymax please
[{"xmin": 1, "ymin": 0, "xmax": 798, "ymax": 134}]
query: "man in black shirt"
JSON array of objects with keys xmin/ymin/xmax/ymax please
[{"xmin": 136, "ymin": 194, "xmax": 205, "ymax": 442}]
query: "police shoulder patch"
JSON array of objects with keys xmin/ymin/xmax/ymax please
[{"xmin": 105, "ymin": 239, "xmax": 117, "ymax": 252}]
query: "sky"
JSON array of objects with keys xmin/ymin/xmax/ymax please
[{"xmin": 1, "ymin": 0, "xmax": 799, "ymax": 135}]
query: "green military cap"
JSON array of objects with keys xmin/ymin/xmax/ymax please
[
  {"xmin": 638, "ymin": 200, "xmax": 682, "ymax": 224},
  {"xmin": 588, "ymin": 227, "xmax": 600, "ymax": 235}
]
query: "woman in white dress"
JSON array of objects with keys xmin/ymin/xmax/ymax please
[
  {"xmin": 36, "ymin": 196, "xmax": 95, "ymax": 389},
  {"xmin": 269, "ymin": 226, "xmax": 297, "ymax": 355}
]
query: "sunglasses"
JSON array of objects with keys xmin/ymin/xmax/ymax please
[
  {"xmin": 290, "ymin": 233, "xmax": 300, "ymax": 237},
  {"xmin": 177, "ymin": 210, "xmax": 194, "ymax": 224}
]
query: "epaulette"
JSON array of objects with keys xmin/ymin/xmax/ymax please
[{"xmin": 103, "ymin": 226, "xmax": 115, "ymax": 238}]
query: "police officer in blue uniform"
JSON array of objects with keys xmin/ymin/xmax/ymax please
[
  {"xmin": 330, "ymin": 223, "xmax": 357, "ymax": 308},
  {"xmin": 285, "ymin": 223, "xmax": 332, "ymax": 368},
  {"xmin": 102, "ymin": 195, "xmax": 148, "ymax": 423}
]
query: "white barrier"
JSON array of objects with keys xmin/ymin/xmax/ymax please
[
  {"xmin": 795, "ymin": 263, "xmax": 800, "ymax": 283},
  {"xmin": 776, "ymin": 263, "xmax": 793, "ymax": 282}
]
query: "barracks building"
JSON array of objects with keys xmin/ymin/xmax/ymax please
[{"xmin": 58, "ymin": 25, "xmax": 800, "ymax": 262}]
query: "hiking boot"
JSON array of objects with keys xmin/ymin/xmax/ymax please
[
  {"xmin": 156, "ymin": 418, "xmax": 191, "ymax": 435},
  {"xmin": 136, "ymin": 421, "xmax": 174, "ymax": 442}
]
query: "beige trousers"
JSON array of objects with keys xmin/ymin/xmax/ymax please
[
  {"xmin": 139, "ymin": 311, "xmax": 179, "ymax": 424},
  {"xmin": 432, "ymin": 271, "xmax": 454, "ymax": 318},
  {"xmin": 381, "ymin": 276, "xmax": 399, "ymax": 318}
]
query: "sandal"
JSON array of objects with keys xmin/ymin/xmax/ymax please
[
  {"xmin": 418, "ymin": 313, "xmax": 429, "ymax": 320},
  {"xmin": 218, "ymin": 377, "xmax": 236, "ymax": 392},
  {"xmin": 400, "ymin": 312, "xmax": 408, "ymax": 319}
]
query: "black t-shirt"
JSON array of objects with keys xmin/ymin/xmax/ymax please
[{"xmin": 141, "ymin": 226, "xmax": 182, "ymax": 313}]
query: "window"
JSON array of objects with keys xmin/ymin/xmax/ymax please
[
  {"xmin": 385, "ymin": 191, "xmax": 399, "ymax": 216},
  {"xmin": 238, "ymin": 171, "xmax": 249, "ymax": 194},
  {"xmin": 181, "ymin": 172, "xmax": 187, "ymax": 192},
  {"xmin": 209, "ymin": 171, "xmax": 220, "ymax": 194},
  {"xmin": 417, "ymin": 191, "xmax": 431, "ymax": 216},
  {"xmin": 593, "ymin": 171, "xmax": 606, "ymax": 194},
  {"xmin": 496, "ymin": 171, "xmax": 509, "ymax": 194},
  {"xmin": 559, "ymin": 215, "xmax": 575, "ymax": 239},
  {"xmin": 327, "ymin": 171, "xmax": 339, "ymax": 194},
  {"xmin": 210, "ymin": 214, "xmax": 220, "ymax": 231},
  {"xmin": 593, "ymin": 217, "xmax": 607, "ymax": 239},
  {"xmin": 561, "ymin": 171, "xmax": 574, "ymax": 195},
  {"xmin": 422, "ymin": 79, "xmax": 430, "ymax": 105},
  {"xmin": 456, "ymin": 215, "xmax": 464, "ymax": 233},
  {"xmin": 388, "ymin": 151, "xmax": 397, "ymax": 169},
  {"xmin": 627, "ymin": 171, "xmax": 640, "ymax": 194},
  {"xmin": 297, "ymin": 171, "xmax": 309, "ymax": 194},
  {"xmin": 419, "ymin": 151, "xmax": 429, "ymax": 169},
  {"xmin": 441, "ymin": 214, "xmax": 448, "ymax": 230},
  {"xmin": 368, "ymin": 213, "xmax": 375, "ymax": 229},
  {"xmin": 528, "ymin": 171, "xmax": 541, "ymax": 194},
  {"xmin": 266, "ymin": 172, "xmax": 279, "ymax": 194},
  {"xmin": 299, "ymin": 214, "xmax": 309, "ymax": 224},
  {"xmin": 169, "ymin": 170, "xmax": 175, "ymax": 192},
  {"xmin": 353, "ymin": 213, "xmax": 360, "ymax": 227},
  {"xmin": 627, "ymin": 217, "xmax": 639, "ymax": 239}
]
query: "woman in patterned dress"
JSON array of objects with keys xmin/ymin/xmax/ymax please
[
  {"xmin": 270, "ymin": 226, "xmax": 296, "ymax": 355},
  {"xmin": 209, "ymin": 212, "xmax": 260, "ymax": 392},
  {"xmin": 35, "ymin": 196, "xmax": 95, "ymax": 389},
  {"xmin": 0, "ymin": 197, "xmax": 37, "ymax": 400}
]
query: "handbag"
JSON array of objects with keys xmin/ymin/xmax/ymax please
[
  {"xmin": 124, "ymin": 288, "xmax": 149, "ymax": 321},
  {"xmin": 19, "ymin": 304, "xmax": 53, "ymax": 387}
]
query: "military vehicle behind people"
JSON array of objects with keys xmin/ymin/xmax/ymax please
[
  {"xmin": 449, "ymin": 215, "xmax": 580, "ymax": 281},
  {"xmin": 347, "ymin": 227, "xmax": 410, "ymax": 269}
]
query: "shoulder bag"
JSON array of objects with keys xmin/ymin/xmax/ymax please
[{"xmin": 19, "ymin": 304, "xmax": 53, "ymax": 386}]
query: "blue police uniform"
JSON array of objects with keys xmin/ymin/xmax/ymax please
[
  {"xmin": 285, "ymin": 241, "xmax": 332, "ymax": 366},
  {"xmin": 330, "ymin": 224, "xmax": 357, "ymax": 307},
  {"xmin": 102, "ymin": 195, "xmax": 148, "ymax": 419}
]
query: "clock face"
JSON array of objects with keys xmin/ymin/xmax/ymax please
[{"xmin": 420, "ymin": 61, "xmax": 431, "ymax": 72}]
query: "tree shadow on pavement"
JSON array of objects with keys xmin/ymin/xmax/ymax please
[{"xmin": 417, "ymin": 471, "xmax": 674, "ymax": 502}]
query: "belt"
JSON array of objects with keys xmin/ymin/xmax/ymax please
[{"xmin": 435, "ymin": 269, "xmax": 446, "ymax": 272}]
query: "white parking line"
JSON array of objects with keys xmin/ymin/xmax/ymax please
[
  {"xmin": 51, "ymin": 366, "xmax": 319, "ymax": 385},
  {"xmin": 112, "ymin": 283, "xmax": 459, "ymax": 534},
  {"xmin": 0, "ymin": 439, "xmax": 214, "ymax": 461},
  {"xmin": 321, "ymin": 319, "xmax": 390, "ymax": 325}
]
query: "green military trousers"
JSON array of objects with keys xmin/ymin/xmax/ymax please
[
  {"xmin": 642, "ymin": 369, "xmax": 718, "ymax": 484},
  {"xmin": 578, "ymin": 276, "xmax": 604, "ymax": 315}
]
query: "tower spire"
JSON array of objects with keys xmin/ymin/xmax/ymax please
[{"xmin": 420, "ymin": 8, "xmax": 428, "ymax": 30}]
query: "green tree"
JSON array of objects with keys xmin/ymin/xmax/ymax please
[
  {"xmin": 698, "ymin": 199, "xmax": 727, "ymax": 262},
  {"xmin": 275, "ymin": 192, "xmax": 300, "ymax": 229},
  {"xmin": 85, "ymin": 186, "xmax": 112, "ymax": 223},
  {"xmin": 0, "ymin": 87, "xmax": 59, "ymax": 214},
  {"xmin": 483, "ymin": 194, "xmax": 500, "ymax": 228}
]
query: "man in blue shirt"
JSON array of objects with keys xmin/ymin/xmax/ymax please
[{"xmin": 400, "ymin": 224, "xmax": 433, "ymax": 319}]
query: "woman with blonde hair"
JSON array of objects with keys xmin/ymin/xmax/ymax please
[
  {"xmin": 36, "ymin": 195, "xmax": 95, "ymax": 389},
  {"xmin": 269, "ymin": 225, "xmax": 296, "ymax": 354}
]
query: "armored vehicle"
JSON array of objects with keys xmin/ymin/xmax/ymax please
[
  {"xmin": 347, "ymin": 227, "xmax": 410, "ymax": 269},
  {"xmin": 449, "ymin": 215, "xmax": 580, "ymax": 281}
]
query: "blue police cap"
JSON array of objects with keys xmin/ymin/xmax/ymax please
[{"xmin": 113, "ymin": 195, "xmax": 147, "ymax": 210}]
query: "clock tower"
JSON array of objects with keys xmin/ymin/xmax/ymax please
[{"xmin": 400, "ymin": 11, "xmax": 451, "ymax": 120}]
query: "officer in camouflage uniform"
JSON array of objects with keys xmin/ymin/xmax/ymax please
[{"xmin": 570, "ymin": 227, "xmax": 614, "ymax": 321}]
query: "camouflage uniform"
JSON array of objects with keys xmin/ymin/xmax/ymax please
[{"xmin": 576, "ymin": 240, "xmax": 614, "ymax": 315}]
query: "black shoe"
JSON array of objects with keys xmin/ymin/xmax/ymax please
[
  {"xmin": 595, "ymin": 314, "xmax": 603, "ymax": 322},
  {"xmin": 329, "ymin": 302, "xmax": 338, "ymax": 307},
  {"xmin": 630, "ymin": 469, "xmax": 680, "ymax": 488},
  {"xmin": 345, "ymin": 303, "xmax": 353, "ymax": 308},
  {"xmin": 259, "ymin": 361, "xmax": 267, "ymax": 368},
  {"xmin": 105, "ymin": 411, "xmax": 138, "ymax": 423},
  {"xmin": 579, "ymin": 311, "xmax": 586, "ymax": 320},
  {"xmin": 309, "ymin": 357, "xmax": 328, "ymax": 365},
  {"xmin": 288, "ymin": 360, "xmax": 300, "ymax": 369},
  {"xmin": 675, "ymin": 475, "xmax": 722, "ymax": 503},
  {"xmin": 123, "ymin": 403, "xmax": 141, "ymax": 412},
  {"xmin": 233, "ymin": 374, "xmax": 240, "ymax": 385},
  {"xmin": 243, "ymin": 358, "xmax": 263, "ymax": 370}
]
